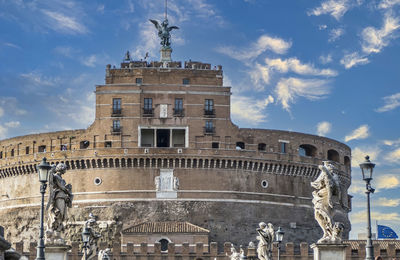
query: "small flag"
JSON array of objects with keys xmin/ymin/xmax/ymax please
[{"xmin": 377, "ymin": 225, "xmax": 398, "ymax": 239}]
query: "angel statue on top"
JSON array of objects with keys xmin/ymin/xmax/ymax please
[
  {"xmin": 311, "ymin": 161, "xmax": 344, "ymax": 243},
  {"xmin": 45, "ymin": 163, "xmax": 73, "ymax": 244},
  {"xmin": 149, "ymin": 18, "xmax": 179, "ymax": 48},
  {"xmin": 256, "ymin": 222, "xmax": 274, "ymax": 260}
]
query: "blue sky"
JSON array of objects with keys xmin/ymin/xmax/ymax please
[{"xmin": 0, "ymin": 0, "xmax": 399, "ymax": 240}]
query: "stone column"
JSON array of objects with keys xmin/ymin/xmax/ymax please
[
  {"xmin": 310, "ymin": 243, "xmax": 348, "ymax": 260},
  {"xmin": 45, "ymin": 244, "xmax": 71, "ymax": 260},
  {"xmin": 160, "ymin": 47, "xmax": 172, "ymax": 63}
]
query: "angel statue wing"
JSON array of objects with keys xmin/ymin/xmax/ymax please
[
  {"xmin": 46, "ymin": 165, "xmax": 56, "ymax": 210},
  {"xmin": 168, "ymin": 25, "xmax": 179, "ymax": 31},
  {"xmin": 149, "ymin": 19, "xmax": 162, "ymax": 32}
]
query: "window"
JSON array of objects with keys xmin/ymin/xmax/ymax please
[
  {"xmin": 344, "ymin": 156, "xmax": 350, "ymax": 168},
  {"xmin": 136, "ymin": 78, "xmax": 143, "ymax": 84},
  {"xmin": 80, "ymin": 141, "xmax": 90, "ymax": 149},
  {"xmin": 174, "ymin": 98, "xmax": 184, "ymax": 116},
  {"xmin": 236, "ymin": 142, "xmax": 245, "ymax": 150},
  {"xmin": 105, "ymin": 141, "xmax": 112, "ymax": 148},
  {"xmin": 212, "ymin": 142, "xmax": 219, "ymax": 149},
  {"xmin": 299, "ymin": 144, "xmax": 317, "ymax": 157},
  {"xmin": 327, "ymin": 149, "xmax": 339, "ymax": 162},
  {"xmin": 141, "ymin": 129, "xmax": 154, "ymax": 147},
  {"xmin": 183, "ymin": 78, "xmax": 190, "ymax": 85},
  {"xmin": 11, "ymin": 149, "xmax": 14, "ymax": 157},
  {"xmin": 0, "ymin": 151, "xmax": 2, "ymax": 159},
  {"xmin": 280, "ymin": 142, "xmax": 287, "ymax": 153},
  {"xmin": 61, "ymin": 145, "xmax": 67, "ymax": 151},
  {"xmin": 258, "ymin": 143, "xmax": 266, "ymax": 151},
  {"xmin": 204, "ymin": 99, "xmax": 214, "ymax": 116},
  {"xmin": 159, "ymin": 239, "xmax": 169, "ymax": 252},
  {"xmin": 112, "ymin": 120, "xmax": 121, "ymax": 132},
  {"xmin": 143, "ymin": 98, "xmax": 153, "ymax": 116},
  {"xmin": 38, "ymin": 145, "xmax": 46, "ymax": 153},
  {"xmin": 205, "ymin": 121, "xmax": 214, "ymax": 134},
  {"xmin": 112, "ymin": 98, "xmax": 121, "ymax": 115}
]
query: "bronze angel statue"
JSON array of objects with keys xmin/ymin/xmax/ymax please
[
  {"xmin": 46, "ymin": 163, "xmax": 73, "ymax": 243},
  {"xmin": 149, "ymin": 19, "xmax": 179, "ymax": 47}
]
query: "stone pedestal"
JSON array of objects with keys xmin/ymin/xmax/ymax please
[
  {"xmin": 160, "ymin": 47, "xmax": 172, "ymax": 63},
  {"xmin": 311, "ymin": 243, "xmax": 348, "ymax": 260},
  {"xmin": 45, "ymin": 244, "xmax": 71, "ymax": 260}
]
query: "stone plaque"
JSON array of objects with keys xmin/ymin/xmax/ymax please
[
  {"xmin": 160, "ymin": 104, "xmax": 168, "ymax": 118},
  {"xmin": 156, "ymin": 169, "xmax": 178, "ymax": 198}
]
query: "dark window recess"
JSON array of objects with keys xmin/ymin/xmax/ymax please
[
  {"xmin": 174, "ymin": 98, "xmax": 184, "ymax": 116},
  {"xmin": 204, "ymin": 99, "xmax": 215, "ymax": 116},
  {"xmin": 0, "ymin": 151, "xmax": 3, "ymax": 159},
  {"xmin": 157, "ymin": 129, "xmax": 170, "ymax": 147},
  {"xmin": 112, "ymin": 98, "xmax": 122, "ymax": 115},
  {"xmin": 38, "ymin": 145, "xmax": 46, "ymax": 153},
  {"xmin": 299, "ymin": 144, "xmax": 317, "ymax": 157},
  {"xmin": 80, "ymin": 141, "xmax": 90, "ymax": 149},
  {"xmin": 204, "ymin": 121, "xmax": 214, "ymax": 134},
  {"xmin": 183, "ymin": 78, "xmax": 190, "ymax": 85},
  {"xmin": 143, "ymin": 98, "xmax": 153, "ymax": 116},
  {"xmin": 236, "ymin": 142, "xmax": 245, "ymax": 150},
  {"xmin": 258, "ymin": 143, "xmax": 266, "ymax": 151},
  {"xmin": 136, "ymin": 78, "xmax": 143, "ymax": 84},
  {"xmin": 327, "ymin": 149, "xmax": 340, "ymax": 162},
  {"xmin": 159, "ymin": 239, "xmax": 169, "ymax": 252},
  {"xmin": 212, "ymin": 142, "xmax": 219, "ymax": 149},
  {"xmin": 10, "ymin": 149, "xmax": 14, "ymax": 157},
  {"xmin": 105, "ymin": 141, "xmax": 112, "ymax": 148},
  {"xmin": 280, "ymin": 142, "xmax": 287, "ymax": 153},
  {"xmin": 112, "ymin": 120, "xmax": 121, "ymax": 134},
  {"xmin": 61, "ymin": 145, "xmax": 67, "ymax": 151},
  {"xmin": 26, "ymin": 146, "xmax": 29, "ymax": 155}
]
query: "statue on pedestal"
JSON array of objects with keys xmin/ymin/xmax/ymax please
[
  {"xmin": 82, "ymin": 214, "xmax": 102, "ymax": 260},
  {"xmin": 311, "ymin": 161, "xmax": 344, "ymax": 243},
  {"xmin": 256, "ymin": 222, "xmax": 274, "ymax": 260},
  {"xmin": 45, "ymin": 163, "xmax": 73, "ymax": 244},
  {"xmin": 149, "ymin": 19, "xmax": 179, "ymax": 48},
  {"xmin": 227, "ymin": 245, "xmax": 240, "ymax": 260}
]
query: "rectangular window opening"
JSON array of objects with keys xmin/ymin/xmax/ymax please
[
  {"xmin": 105, "ymin": 141, "xmax": 112, "ymax": 148},
  {"xmin": 204, "ymin": 99, "xmax": 214, "ymax": 116},
  {"xmin": 25, "ymin": 146, "xmax": 29, "ymax": 155},
  {"xmin": 172, "ymin": 129, "xmax": 185, "ymax": 147},
  {"xmin": 143, "ymin": 98, "xmax": 153, "ymax": 116},
  {"xmin": 280, "ymin": 142, "xmax": 287, "ymax": 153},
  {"xmin": 112, "ymin": 98, "xmax": 122, "ymax": 115},
  {"xmin": 212, "ymin": 142, "xmax": 219, "ymax": 149},
  {"xmin": 174, "ymin": 98, "xmax": 184, "ymax": 116},
  {"xmin": 136, "ymin": 78, "xmax": 143, "ymax": 84},
  {"xmin": 141, "ymin": 129, "xmax": 154, "ymax": 147},
  {"xmin": 183, "ymin": 78, "xmax": 190, "ymax": 85}
]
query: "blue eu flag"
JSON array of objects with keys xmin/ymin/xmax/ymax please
[{"xmin": 377, "ymin": 225, "xmax": 398, "ymax": 239}]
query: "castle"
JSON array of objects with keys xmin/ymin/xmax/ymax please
[{"xmin": 0, "ymin": 16, "xmax": 352, "ymax": 250}]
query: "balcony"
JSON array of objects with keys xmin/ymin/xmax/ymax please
[
  {"xmin": 111, "ymin": 126, "xmax": 122, "ymax": 135},
  {"xmin": 111, "ymin": 108, "xmax": 122, "ymax": 117},
  {"xmin": 143, "ymin": 108, "xmax": 154, "ymax": 117},
  {"xmin": 173, "ymin": 108, "xmax": 185, "ymax": 117},
  {"xmin": 204, "ymin": 127, "xmax": 215, "ymax": 135},
  {"xmin": 204, "ymin": 109, "xmax": 215, "ymax": 117}
]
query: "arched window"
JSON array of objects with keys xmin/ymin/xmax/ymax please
[
  {"xmin": 258, "ymin": 143, "xmax": 266, "ymax": 151},
  {"xmin": 236, "ymin": 142, "xmax": 245, "ymax": 150},
  {"xmin": 299, "ymin": 144, "xmax": 317, "ymax": 157},
  {"xmin": 344, "ymin": 156, "xmax": 351, "ymax": 168},
  {"xmin": 159, "ymin": 239, "xmax": 169, "ymax": 251},
  {"xmin": 327, "ymin": 149, "xmax": 340, "ymax": 162},
  {"xmin": 80, "ymin": 140, "xmax": 90, "ymax": 149}
]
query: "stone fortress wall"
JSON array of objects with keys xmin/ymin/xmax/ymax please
[{"xmin": 0, "ymin": 59, "xmax": 352, "ymax": 247}]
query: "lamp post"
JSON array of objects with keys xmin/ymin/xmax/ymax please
[
  {"xmin": 359, "ymin": 155, "xmax": 375, "ymax": 260},
  {"xmin": 82, "ymin": 226, "xmax": 91, "ymax": 260},
  {"xmin": 36, "ymin": 158, "xmax": 51, "ymax": 260},
  {"xmin": 276, "ymin": 226, "xmax": 284, "ymax": 260}
]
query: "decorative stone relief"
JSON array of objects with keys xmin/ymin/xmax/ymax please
[
  {"xmin": 160, "ymin": 104, "xmax": 168, "ymax": 118},
  {"xmin": 155, "ymin": 169, "xmax": 178, "ymax": 198}
]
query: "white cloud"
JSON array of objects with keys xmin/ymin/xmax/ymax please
[
  {"xmin": 42, "ymin": 10, "xmax": 88, "ymax": 34},
  {"xmin": 133, "ymin": 21, "xmax": 162, "ymax": 59},
  {"xmin": 0, "ymin": 97, "xmax": 27, "ymax": 116},
  {"xmin": 376, "ymin": 92, "xmax": 400, "ymax": 112},
  {"xmin": 265, "ymin": 57, "xmax": 337, "ymax": 77},
  {"xmin": 308, "ymin": 0, "xmax": 356, "ymax": 20},
  {"xmin": 0, "ymin": 125, "xmax": 7, "ymax": 139},
  {"xmin": 3, "ymin": 42, "xmax": 21, "ymax": 49},
  {"xmin": 97, "ymin": 4, "xmax": 105, "ymax": 14},
  {"xmin": 376, "ymin": 174, "xmax": 400, "ymax": 189},
  {"xmin": 274, "ymin": 77, "xmax": 331, "ymax": 112},
  {"xmin": 351, "ymin": 211, "xmax": 400, "ymax": 223},
  {"xmin": 231, "ymin": 95, "xmax": 273, "ymax": 125},
  {"xmin": 349, "ymin": 179, "xmax": 366, "ymax": 194},
  {"xmin": 329, "ymin": 28, "xmax": 345, "ymax": 42},
  {"xmin": 81, "ymin": 55, "xmax": 97, "ymax": 67},
  {"xmin": 344, "ymin": 125, "xmax": 370, "ymax": 142},
  {"xmin": 248, "ymin": 63, "xmax": 271, "ymax": 90},
  {"xmin": 382, "ymin": 138, "xmax": 400, "ymax": 146},
  {"xmin": 319, "ymin": 24, "xmax": 328, "ymax": 30},
  {"xmin": 319, "ymin": 54, "xmax": 333, "ymax": 64},
  {"xmin": 351, "ymin": 146, "xmax": 380, "ymax": 167},
  {"xmin": 4, "ymin": 121, "xmax": 20, "ymax": 128},
  {"xmin": 378, "ymin": 0, "xmax": 400, "ymax": 9},
  {"xmin": 340, "ymin": 52, "xmax": 369, "ymax": 69},
  {"xmin": 361, "ymin": 14, "xmax": 400, "ymax": 54},
  {"xmin": 20, "ymin": 72, "xmax": 57, "ymax": 87},
  {"xmin": 217, "ymin": 34, "xmax": 291, "ymax": 61},
  {"xmin": 0, "ymin": 107, "xmax": 4, "ymax": 117},
  {"xmin": 387, "ymin": 148, "xmax": 400, "ymax": 163},
  {"xmin": 316, "ymin": 121, "xmax": 332, "ymax": 136},
  {"xmin": 376, "ymin": 197, "xmax": 400, "ymax": 207}
]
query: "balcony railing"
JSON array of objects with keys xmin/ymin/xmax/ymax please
[
  {"xmin": 204, "ymin": 127, "xmax": 215, "ymax": 135},
  {"xmin": 111, "ymin": 126, "xmax": 122, "ymax": 135},
  {"xmin": 143, "ymin": 108, "xmax": 154, "ymax": 117},
  {"xmin": 112, "ymin": 108, "xmax": 122, "ymax": 117},
  {"xmin": 173, "ymin": 108, "xmax": 184, "ymax": 117},
  {"xmin": 204, "ymin": 109, "xmax": 215, "ymax": 117}
]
